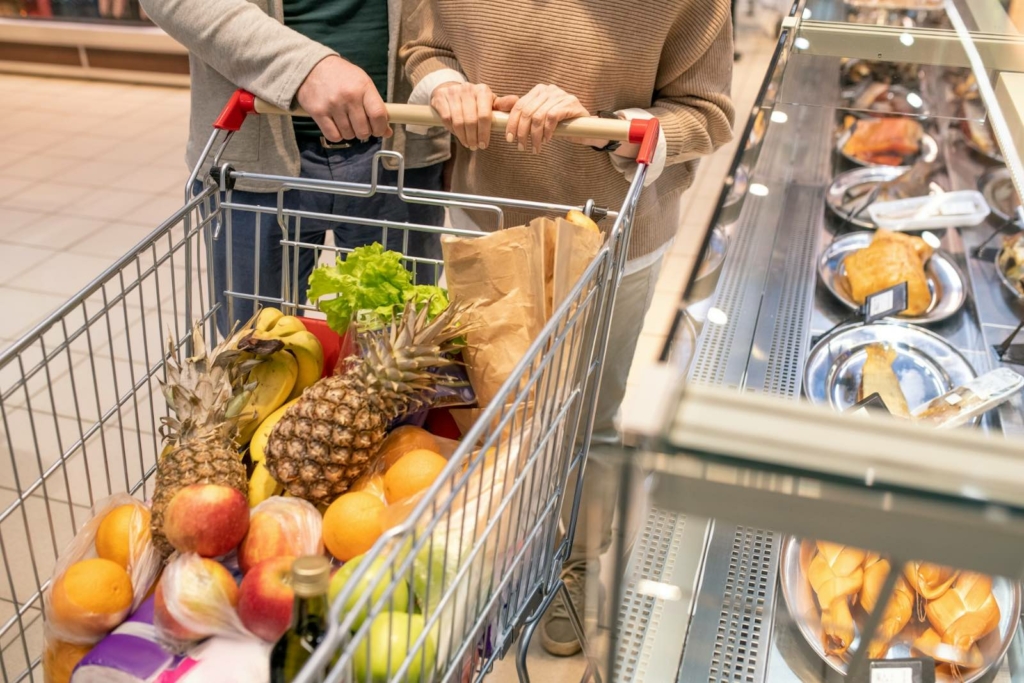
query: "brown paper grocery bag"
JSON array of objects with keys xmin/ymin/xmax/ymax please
[{"xmin": 441, "ymin": 220, "xmax": 547, "ymax": 434}]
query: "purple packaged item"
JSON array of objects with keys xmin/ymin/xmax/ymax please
[{"xmin": 72, "ymin": 597, "xmax": 181, "ymax": 682}]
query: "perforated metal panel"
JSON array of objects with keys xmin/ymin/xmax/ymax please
[
  {"xmin": 706, "ymin": 528, "xmax": 776, "ymax": 683},
  {"xmin": 744, "ymin": 184, "xmax": 823, "ymax": 398},
  {"xmin": 615, "ymin": 508, "xmax": 682, "ymax": 682}
]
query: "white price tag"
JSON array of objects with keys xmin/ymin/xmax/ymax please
[
  {"xmin": 871, "ymin": 668, "xmax": 914, "ymax": 683},
  {"xmin": 870, "ymin": 289, "xmax": 895, "ymax": 318},
  {"xmin": 944, "ymin": 392, "xmax": 964, "ymax": 406}
]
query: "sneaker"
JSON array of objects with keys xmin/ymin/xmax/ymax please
[{"xmin": 540, "ymin": 561, "xmax": 589, "ymax": 657}]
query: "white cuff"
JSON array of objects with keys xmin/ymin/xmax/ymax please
[
  {"xmin": 608, "ymin": 108, "xmax": 667, "ymax": 187},
  {"xmin": 406, "ymin": 68, "xmax": 467, "ymax": 135}
]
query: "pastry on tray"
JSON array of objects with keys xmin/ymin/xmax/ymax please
[
  {"xmin": 859, "ymin": 343, "xmax": 910, "ymax": 417},
  {"xmin": 997, "ymin": 232, "xmax": 1024, "ymax": 297},
  {"xmin": 844, "ymin": 230, "xmax": 934, "ymax": 316},
  {"xmin": 843, "ymin": 118, "xmax": 924, "ymax": 166}
]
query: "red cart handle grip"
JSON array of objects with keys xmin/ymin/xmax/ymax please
[{"xmin": 214, "ymin": 89, "xmax": 660, "ymax": 164}]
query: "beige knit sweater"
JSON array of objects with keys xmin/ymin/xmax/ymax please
[{"xmin": 400, "ymin": 0, "xmax": 735, "ymax": 260}]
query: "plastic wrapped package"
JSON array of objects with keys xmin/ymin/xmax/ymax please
[
  {"xmin": 238, "ymin": 497, "xmax": 324, "ymax": 574},
  {"xmin": 43, "ymin": 495, "xmax": 162, "ymax": 683},
  {"xmin": 404, "ymin": 430, "xmax": 529, "ymax": 666},
  {"xmin": 69, "ymin": 597, "xmax": 180, "ymax": 683},
  {"xmin": 153, "ymin": 554, "xmax": 252, "ymax": 647}
]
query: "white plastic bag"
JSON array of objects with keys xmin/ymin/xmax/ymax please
[
  {"xmin": 154, "ymin": 553, "xmax": 252, "ymax": 647},
  {"xmin": 238, "ymin": 497, "xmax": 324, "ymax": 573}
]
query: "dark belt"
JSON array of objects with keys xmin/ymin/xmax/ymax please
[{"xmin": 318, "ymin": 135, "xmax": 381, "ymax": 150}]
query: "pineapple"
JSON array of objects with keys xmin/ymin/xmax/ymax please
[
  {"xmin": 151, "ymin": 321, "xmax": 261, "ymax": 557},
  {"xmin": 265, "ymin": 300, "xmax": 467, "ymax": 505}
]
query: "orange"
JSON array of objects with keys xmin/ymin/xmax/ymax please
[
  {"xmin": 43, "ymin": 639, "xmax": 93, "ymax": 683},
  {"xmin": 383, "ymin": 449, "xmax": 447, "ymax": 504},
  {"xmin": 95, "ymin": 503, "xmax": 151, "ymax": 569},
  {"xmin": 50, "ymin": 558, "xmax": 133, "ymax": 640},
  {"xmin": 379, "ymin": 426, "xmax": 440, "ymax": 471},
  {"xmin": 322, "ymin": 491, "xmax": 385, "ymax": 562},
  {"xmin": 352, "ymin": 473, "xmax": 386, "ymax": 502}
]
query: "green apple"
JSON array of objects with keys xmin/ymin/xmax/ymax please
[
  {"xmin": 329, "ymin": 554, "xmax": 410, "ymax": 631},
  {"xmin": 352, "ymin": 612, "xmax": 436, "ymax": 683}
]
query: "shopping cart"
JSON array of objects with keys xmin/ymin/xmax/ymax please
[{"xmin": 0, "ymin": 90, "xmax": 658, "ymax": 683}]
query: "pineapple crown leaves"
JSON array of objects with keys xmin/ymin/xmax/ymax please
[
  {"xmin": 351, "ymin": 298, "xmax": 476, "ymax": 413},
  {"xmin": 158, "ymin": 315, "xmax": 264, "ymax": 445}
]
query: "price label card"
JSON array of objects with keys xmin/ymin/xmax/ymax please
[
  {"xmin": 864, "ymin": 281, "xmax": 909, "ymax": 324},
  {"xmin": 847, "ymin": 393, "xmax": 890, "ymax": 418},
  {"xmin": 872, "ymin": 669, "xmax": 913, "ymax": 683},
  {"xmin": 863, "ymin": 658, "xmax": 935, "ymax": 683}
]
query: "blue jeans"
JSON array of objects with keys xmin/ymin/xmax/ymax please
[{"xmin": 202, "ymin": 137, "xmax": 445, "ymax": 334}]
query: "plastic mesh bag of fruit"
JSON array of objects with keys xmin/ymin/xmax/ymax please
[
  {"xmin": 43, "ymin": 495, "xmax": 161, "ymax": 644},
  {"xmin": 238, "ymin": 497, "xmax": 324, "ymax": 574},
  {"xmin": 42, "ymin": 494, "xmax": 161, "ymax": 682},
  {"xmin": 154, "ymin": 553, "xmax": 253, "ymax": 648}
]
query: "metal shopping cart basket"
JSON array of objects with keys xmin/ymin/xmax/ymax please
[{"xmin": 0, "ymin": 90, "xmax": 659, "ymax": 683}]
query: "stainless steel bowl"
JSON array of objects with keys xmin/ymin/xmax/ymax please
[
  {"xmin": 979, "ymin": 167, "xmax": 1021, "ymax": 224},
  {"xmin": 779, "ymin": 536, "xmax": 1021, "ymax": 683},
  {"xmin": 803, "ymin": 321, "xmax": 977, "ymax": 413},
  {"xmin": 818, "ymin": 231, "xmax": 966, "ymax": 324}
]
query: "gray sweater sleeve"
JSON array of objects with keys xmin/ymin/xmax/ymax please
[{"xmin": 138, "ymin": 0, "xmax": 337, "ymax": 110}]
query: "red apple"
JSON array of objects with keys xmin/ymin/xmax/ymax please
[
  {"xmin": 164, "ymin": 484, "xmax": 249, "ymax": 557},
  {"xmin": 237, "ymin": 556, "xmax": 296, "ymax": 642},
  {"xmin": 237, "ymin": 502, "xmax": 325, "ymax": 574},
  {"xmin": 153, "ymin": 557, "xmax": 239, "ymax": 642}
]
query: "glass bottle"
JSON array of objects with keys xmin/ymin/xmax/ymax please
[{"xmin": 270, "ymin": 555, "xmax": 332, "ymax": 683}]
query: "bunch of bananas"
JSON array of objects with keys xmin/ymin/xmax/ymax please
[{"xmin": 234, "ymin": 308, "xmax": 325, "ymax": 507}]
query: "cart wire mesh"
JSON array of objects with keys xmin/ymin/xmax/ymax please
[{"xmin": 0, "ymin": 98, "xmax": 652, "ymax": 682}]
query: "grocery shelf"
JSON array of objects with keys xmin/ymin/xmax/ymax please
[{"xmin": 0, "ymin": 17, "xmax": 188, "ymax": 85}]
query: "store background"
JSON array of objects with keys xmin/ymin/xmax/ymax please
[{"xmin": 0, "ymin": 2, "xmax": 779, "ymax": 677}]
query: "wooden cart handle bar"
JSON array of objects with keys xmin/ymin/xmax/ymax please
[{"xmin": 213, "ymin": 89, "xmax": 660, "ymax": 165}]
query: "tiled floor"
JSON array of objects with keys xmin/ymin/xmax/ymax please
[{"xmin": 0, "ymin": 8, "xmax": 778, "ymax": 680}]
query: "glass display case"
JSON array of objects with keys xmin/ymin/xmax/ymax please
[{"xmin": 604, "ymin": 1, "xmax": 1024, "ymax": 681}]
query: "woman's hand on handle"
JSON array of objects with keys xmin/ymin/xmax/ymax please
[
  {"xmin": 505, "ymin": 84, "xmax": 602, "ymax": 154},
  {"xmin": 431, "ymin": 82, "xmax": 509, "ymax": 150}
]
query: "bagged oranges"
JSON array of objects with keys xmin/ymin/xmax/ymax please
[
  {"xmin": 50, "ymin": 558, "xmax": 133, "ymax": 641},
  {"xmin": 379, "ymin": 426, "xmax": 440, "ymax": 471},
  {"xmin": 383, "ymin": 449, "xmax": 447, "ymax": 504},
  {"xmin": 43, "ymin": 637, "xmax": 93, "ymax": 683},
  {"xmin": 95, "ymin": 504, "xmax": 151, "ymax": 570}
]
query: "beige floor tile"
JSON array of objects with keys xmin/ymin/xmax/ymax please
[
  {"xmin": 0, "ymin": 245, "xmax": 55, "ymax": 285},
  {"xmin": 125, "ymin": 193, "xmax": 191, "ymax": 226},
  {"xmin": 1, "ymin": 610, "xmax": 43, "ymax": 680},
  {"xmin": 5, "ymin": 251, "xmax": 118, "ymax": 299},
  {"xmin": 124, "ymin": 165, "xmax": 189, "ymax": 195},
  {"xmin": 70, "ymin": 188, "xmax": 158, "ymax": 221},
  {"xmin": 64, "ymin": 221, "xmax": 152, "ymax": 260},
  {"xmin": 48, "ymin": 158, "xmax": 136, "ymax": 189},
  {"xmin": 2, "ymin": 183, "xmax": 92, "ymax": 214},
  {"xmin": 0, "ymin": 289, "xmax": 69, "ymax": 341},
  {"xmin": 4, "ymin": 213, "xmax": 107, "ymax": 251},
  {"xmin": 0, "ymin": 207, "xmax": 47, "ymax": 236},
  {"xmin": 0, "ymin": 154, "xmax": 78, "ymax": 183},
  {"xmin": 0, "ymin": 177, "xmax": 34, "ymax": 201}
]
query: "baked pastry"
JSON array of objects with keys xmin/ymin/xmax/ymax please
[
  {"xmin": 859, "ymin": 344, "xmax": 910, "ymax": 418},
  {"xmin": 845, "ymin": 230, "xmax": 933, "ymax": 316},
  {"xmin": 843, "ymin": 118, "xmax": 924, "ymax": 166},
  {"xmin": 997, "ymin": 233, "xmax": 1024, "ymax": 296}
]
